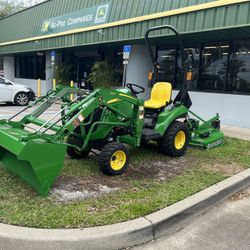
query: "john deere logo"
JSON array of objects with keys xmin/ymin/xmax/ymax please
[
  {"xmin": 42, "ymin": 21, "xmax": 50, "ymax": 32},
  {"xmin": 95, "ymin": 4, "xmax": 109, "ymax": 23}
]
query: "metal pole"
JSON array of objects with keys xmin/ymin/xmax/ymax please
[
  {"xmin": 122, "ymin": 63, "xmax": 127, "ymax": 87},
  {"xmin": 37, "ymin": 79, "xmax": 41, "ymax": 97}
]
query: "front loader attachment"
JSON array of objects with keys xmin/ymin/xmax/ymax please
[
  {"xmin": 0, "ymin": 123, "xmax": 67, "ymax": 196},
  {"xmin": 0, "ymin": 85, "xmax": 142, "ymax": 196}
]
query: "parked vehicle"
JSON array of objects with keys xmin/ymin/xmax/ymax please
[
  {"xmin": 0, "ymin": 76, "xmax": 35, "ymax": 106},
  {"xmin": 0, "ymin": 25, "xmax": 224, "ymax": 196}
]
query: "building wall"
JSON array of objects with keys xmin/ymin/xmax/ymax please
[
  {"xmin": 3, "ymin": 53, "xmax": 53, "ymax": 95},
  {"xmin": 3, "ymin": 56, "xmax": 15, "ymax": 82},
  {"xmin": 0, "ymin": 0, "xmax": 218, "ymax": 44},
  {"xmin": 173, "ymin": 90, "xmax": 250, "ymax": 128},
  {"xmin": 1, "ymin": 0, "xmax": 250, "ymax": 55}
]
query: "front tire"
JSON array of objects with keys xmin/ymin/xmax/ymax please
[
  {"xmin": 99, "ymin": 142, "xmax": 129, "ymax": 175},
  {"xmin": 67, "ymin": 147, "xmax": 90, "ymax": 159},
  {"xmin": 66, "ymin": 136, "xmax": 90, "ymax": 159},
  {"xmin": 14, "ymin": 92, "xmax": 29, "ymax": 106},
  {"xmin": 159, "ymin": 121, "xmax": 190, "ymax": 157}
]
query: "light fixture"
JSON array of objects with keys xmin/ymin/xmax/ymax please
[
  {"xmin": 37, "ymin": 52, "xmax": 44, "ymax": 56},
  {"xmin": 97, "ymin": 29, "xmax": 105, "ymax": 35},
  {"xmin": 204, "ymin": 46, "xmax": 217, "ymax": 49}
]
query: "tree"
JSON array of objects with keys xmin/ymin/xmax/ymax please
[
  {"xmin": 0, "ymin": 0, "xmax": 24, "ymax": 17},
  {"xmin": 88, "ymin": 61, "xmax": 121, "ymax": 89},
  {"xmin": 0, "ymin": 0, "xmax": 44, "ymax": 18}
]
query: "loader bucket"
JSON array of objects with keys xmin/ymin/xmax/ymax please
[{"xmin": 0, "ymin": 124, "xmax": 67, "ymax": 196}]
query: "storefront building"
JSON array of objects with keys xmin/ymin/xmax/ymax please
[{"xmin": 0, "ymin": 0, "xmax": 250, "ymax": 127}]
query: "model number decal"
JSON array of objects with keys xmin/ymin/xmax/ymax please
[{"xmin": 207, "ymin": 139, "xmax": 224, "ymax": 149}]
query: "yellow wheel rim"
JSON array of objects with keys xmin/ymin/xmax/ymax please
[
  {"xmin": 74, "ymin": 149, "xmax": 82, "ymax": 155},
  {"xmin": 174, "ymin": 131, "xmax": 186, "ymax": 150},
  {"xmin": 110, "ymin": 150, "xmax": 127, "ymax": 171}
]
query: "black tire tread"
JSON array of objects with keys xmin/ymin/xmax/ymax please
[
  {"xmin": 99, "ymin": 142, "xmax": 129, "ymax": 175},
  {"xmin": 66, "ymin": 147, "xmax": 90, "ymax": 159},
  {"xmin": 66, "ymin": 136, "xmax": 89, "ymax": 159},
  {"xmin": 14, "ymin": 92, "xmax": 29, "ymax": 106},
  {"xmin": 159, "ymin": 121, "xmax": 190, "ymax": 157}
]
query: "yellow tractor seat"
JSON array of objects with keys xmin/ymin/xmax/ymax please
[{"xmin": 144, "ymin": 82, "xmax": 172, "ymax": 109}]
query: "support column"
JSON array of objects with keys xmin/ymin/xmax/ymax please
[
  {"xmin": 3, "ymin": 56, "xmax": 15, "ymax": 82},
  {"xmin": 126, "ymin": 45, "xmax": 154, "ymax": 99},
  {"xmin": 45, "ymin": 52, "xmax": 53, "ymax": 93}
]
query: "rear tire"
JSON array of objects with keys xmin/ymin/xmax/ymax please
[
  {"xmin": 99, "ymin": 142, "xmax": 129, "ymax": 175},
  {"xmin": 14, "ymin": 92, "xmax": 29, "ymax": 106},
  {"xmin": 159, "ymin": 121, "xmax": 190, "ymax": 157}
]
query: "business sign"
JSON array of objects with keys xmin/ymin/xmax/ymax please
[{"xmin": 41, "ymin": 3, "xmax": 110, "ymax": 34}]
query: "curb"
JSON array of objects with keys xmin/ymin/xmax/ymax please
[{"xmin": 1, "ymin": 168, "xmax": 250, "ymax": 250}]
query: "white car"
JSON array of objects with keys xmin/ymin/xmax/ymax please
[{"xmin": 0, "ymin": 76, "xmax": 35, "ymax": 106}]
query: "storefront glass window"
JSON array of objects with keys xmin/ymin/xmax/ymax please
[
  {"xmin": 200, "ymin": 44, "xmax": 229, "ymax": 92},
  {"xmin": 0, "ymin": 57, "xmax": 3, "ymax": 70},
  {"xmin": 156, "ymin": 41, "xmax": 250, "ymax": 95},
  {"xmin": 15, "ymin": 54, "xmax": 46, "ymax": 80},
  {"xmin": 227, "ymin": 41, "xmax": 250, "ymax": 94},
  {"xmin": 157, "ymin": 49, "xmax": 176, "ymax": 84},
  {"xmin": 176, "ymin": 47, "xmax": 200, "ymax": 90}
]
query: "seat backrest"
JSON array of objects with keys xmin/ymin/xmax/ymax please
[{"xmin": 150, "ymin": 82, "xmax": 172, "ymax": 104}]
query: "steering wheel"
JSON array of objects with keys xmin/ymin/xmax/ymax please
[
  {"xmin": 46, "ymin": 89, "xmax": 57, "ymax": 98},
  {"xmin": 126, "ymin": 83, "xmax": 145, "ymax": 95}
]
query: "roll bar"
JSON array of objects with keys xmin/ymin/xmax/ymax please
[{"xmin": 145, "ymin": 25, "xmax": 186, "ymax": 87}]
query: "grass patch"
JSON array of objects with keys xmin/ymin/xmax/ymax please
[{"xmin": 0, "ymin": 138, "xmax": 249, "ymax": 229}]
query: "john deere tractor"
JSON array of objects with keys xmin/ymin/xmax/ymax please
[{"xmin": 0, "ymin": 25, "xmax": 224, "ymax": 196}]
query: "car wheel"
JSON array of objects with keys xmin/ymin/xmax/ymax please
[{"xmin": 14, "ymin": 92, "xmax": 29, "ymax": 106}]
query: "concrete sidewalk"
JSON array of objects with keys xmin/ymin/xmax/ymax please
[
  {"xmin": 134, "ymin": 187, "xmax": 250, "ymax": 250},
  {"xmin": 222, "ymin": 125, "xmax": 250, "ymax": 141}
]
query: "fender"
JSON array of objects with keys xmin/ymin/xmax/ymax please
[{"xmin": 154, "ymin": 105, "xmax": 188, "ymax": 136}]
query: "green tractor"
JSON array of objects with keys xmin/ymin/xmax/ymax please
[{"xmin": 0, "ymin": 25, "xmax": 224, "ymax": 196}]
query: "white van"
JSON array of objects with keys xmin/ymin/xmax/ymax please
[{"xmin": 0, "ymin": 76, "xmax": 35, "ymax": 106}]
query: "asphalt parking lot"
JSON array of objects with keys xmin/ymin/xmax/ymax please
[
  {"xmin": 0, "ymin": 103, "xmax": 59, "ymax": 120},
  {"xmin": 0, "ymin": 104, "xmax": 24, "ymax": 119}
]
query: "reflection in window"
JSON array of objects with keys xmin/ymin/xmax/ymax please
[
  {"xmin": 156, "ymin": 41, "xmax": 250, "ymax": 95},
  {"xmin": 0, "ymin": 57, "xmax": 3, "ymax": 70},
  {"xmin": 15, "ymin": 54, "xmax": 46, "ymax": 80},
  {"xmin": 200, "ymin": 45, "xmax": 229, "ymax": 91},
  {"xmin": 176, "ymin": 47, "xmax": 200, "ymax": 90},
  {"xmin": 227, "ymin": 42, "xmax": 250, "ymax": 94},
  {"xmin": 157, "ymin": 49, "xmax": 176, "ymax": 84}
]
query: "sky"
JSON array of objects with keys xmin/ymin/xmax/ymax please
[{"xmin": 15, "ymin": 0, "xmax": 45, "ymax": 7}]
